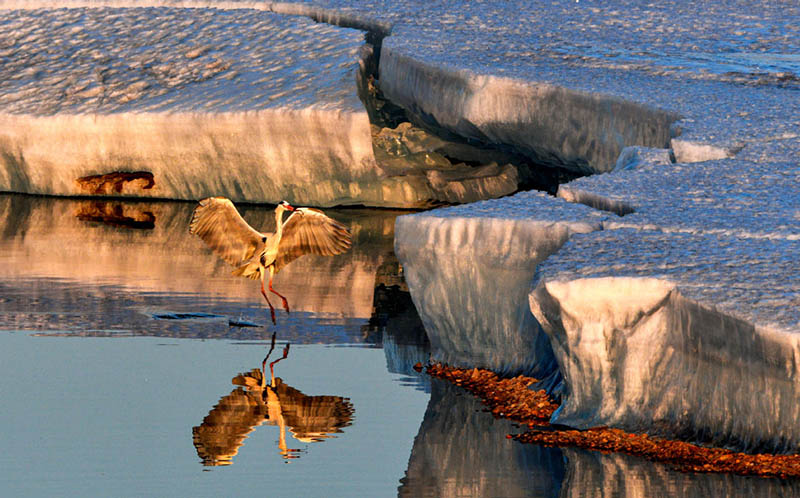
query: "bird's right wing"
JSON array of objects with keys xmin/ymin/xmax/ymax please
[
  {"xmin": 189, "ymin": 197, "xmax": 265, "ymax": 267},
  {"xmin": 273, "ymin": 208, "xmax": 352, "ymax": 272}
]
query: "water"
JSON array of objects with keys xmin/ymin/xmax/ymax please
[
  {"xmin": 0, "ymin": 194, "xmax": 431, "ymax": 496},
  {"xmin": 1, "ymin": 194, "xmax": 797, "ymax": 497},
  {"xmin": 1, "ymin": 334, "xmax": 427, "ymax": 497}
]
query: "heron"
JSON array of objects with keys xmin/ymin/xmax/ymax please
[{"xmin": 189, "ymin": 197, "xmax": 352, "ymax": 324}]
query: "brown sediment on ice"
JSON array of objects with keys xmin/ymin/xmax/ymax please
[
  {"xmin": 420, "ymin": 363, "xmax": 557, "ymax": 423},
  {"xmin": 76, "ymin": 171, "xmax": 155, "ymax": 195},
  {"xmin": 421, "ymin": 362, "xmax": 800, "ymax": 479}
]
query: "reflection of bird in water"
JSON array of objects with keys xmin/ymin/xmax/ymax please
[
  {"xmin": 189, "ymin": 197, "xmax": 352, "ymax": 323},
  {"xmin": 192, "ymin": 336, "xmax": 354, "ymax": 466}
]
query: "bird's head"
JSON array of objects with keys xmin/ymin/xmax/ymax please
[{"xmin": 278, "ymin": 200, "xmax": 296, "ymax": 212}]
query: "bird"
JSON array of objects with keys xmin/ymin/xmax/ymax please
[{"xmin": 189, "ymin": 197, "xmax": 352, "ymax": 324}]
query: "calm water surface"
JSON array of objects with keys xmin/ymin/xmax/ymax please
[{"xmin": 1, "ymin": 194, "xmax": 796, "ymax": 497}]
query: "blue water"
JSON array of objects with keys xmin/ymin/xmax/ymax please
[{"xmin": 0, "ymin": 333, "xmax": 430, "ymax": 497}]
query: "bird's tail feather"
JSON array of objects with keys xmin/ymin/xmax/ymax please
[{"xmin": 232, "ymin": 263, "xmax": 261, "ymax": 280}]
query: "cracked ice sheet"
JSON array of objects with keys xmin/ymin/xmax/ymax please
[
  {"xmin": 394, "ymin": 191, "xmax": 607, "ymax": 378},
  {"xmin": 561, "ymin": 153, "xmax": 800, "ymax": 241},
  {"xmin": 537, "ymin": 150, "xmax": 800, "ymax": 450},
  {"xmin": 0, "ymin": 7, "xmax": 364, "ymax": 113},
  {"xmin": 300, "ymin": 0, "xmax": 800, "ymax": 168},
  {"xmin": 5, "ymin": 1, "xmax": 800, "ymax": 162},
  {"xmin": 0, "ymin": 7, "xmax": 395, "ymax": 205},
  {"xmin": 530, "ymin": 229, "xmax": 800, "ymax": 452}
]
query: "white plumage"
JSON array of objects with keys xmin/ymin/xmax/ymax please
[{"xmin": 190, "ymin": 197, "xmax": 352, "ymax": 322}]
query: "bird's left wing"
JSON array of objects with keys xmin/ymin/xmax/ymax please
[
  {"xmin": 274, "ymin": 208, "xmax": 352, "ymax": 272},
  {"xmin": 189, "ymin": 197, "xmax": 265, "ymax": 267}
]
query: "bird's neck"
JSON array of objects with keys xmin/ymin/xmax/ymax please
[{"xmin": 274, "ymin": 206, "xmax": 286, "ymax": 238}]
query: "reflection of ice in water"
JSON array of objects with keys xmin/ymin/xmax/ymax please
[
  {"xmin": 561, "ymin": 448, "xmax": 800, "ymax": 497},
  {"xmin": 400, "ymin": 379, "xmax": 566, "ymax": 497},
  {"xmin": 400, "ymin": 379, "xmax": 800, "ymax": 497},
  {"xmin": 362, "ymin": 282, "xmax": 432, "ymax": 392},
  {"xmin": 0, "ymin": 194, "xmax": 412, "ymax": 342}
]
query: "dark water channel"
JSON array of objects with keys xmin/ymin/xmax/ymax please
[{"xmin": 0, "ymin": 194, "xmax": 795, "ymax": 497}]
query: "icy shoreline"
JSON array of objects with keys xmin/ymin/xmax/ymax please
[
  {"xmin": 381, "ymin": 0, "xmax": 798, "ymax": 453},
  {"xmin": 3, "ymin": 0, "xmax": 799, "ymax": 453}
]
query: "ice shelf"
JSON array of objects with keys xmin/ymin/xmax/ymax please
[
  {"xmin": 375, "ymin": 0, "xmax": 799, "ymax": 454},
  {"xmin": 394, "ymin": 191, "xmax": 605, "ymax": 379},
  {"xmin": 0, "ymin": 1, "xmax": 575, "ymax": 207},
  {"xmin": 0, "ymin": 7, "xmax": 399, "ymax": 206}
]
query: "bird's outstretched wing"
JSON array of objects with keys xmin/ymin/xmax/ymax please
[
  {"xmin": 274, "ymin": 208, "xmax": 352, "ymax": 272},
  {"xmin": 189, "ymin": 197, "xmax": 265, "ymax": 267}
]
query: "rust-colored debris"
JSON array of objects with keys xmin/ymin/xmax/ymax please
[
  {"xmin": 517, "ymin": 428, "xmax": 800, "ymax": 479},
  {"xmin": 424, "ymin": 363, "xmax": 556, "ymax": 423},
  {"xmin": 76, "ymin": 171, "xmax": 155, "ymax": 195},
  {"xmin": 423, "ymin": 362, "xmax": 800, "ymax": 479}
]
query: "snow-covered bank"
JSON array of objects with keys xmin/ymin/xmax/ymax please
[
  {"xmin": 0, "ymin": 110, "xmax": 396, "ymax": 205},
  {"xmin": 0, "ymin": 3, "xmax": 570, "ymax": 206}
]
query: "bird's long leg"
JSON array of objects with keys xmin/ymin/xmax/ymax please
[
  {"xmin": 270, "ymin": 343, "xmax": 290, "ymax": 387},
  {"xmin": 267, "ymin": 265, "xmax": 290, "ymax": 314},
  {"xmin": 260, "ymin": 272, "xmax": 277, "ymax": 325},
  {"xmin": 261, "ymin": 331, "xmax": 277, "ymax": 378}
]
